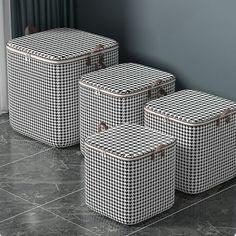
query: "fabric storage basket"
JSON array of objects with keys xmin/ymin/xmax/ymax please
[
  {"xmin": 6, "ymin": 28, "xmax": 119, "ymax": 147},
  {"xmin": 144, "ymin": 90, "xmax": 236, "ymax": 194},
  {"xmin": 79, "ymin": 63, "xmax": 175, "ymax": 153},
  {"xmin": 84, "ymin": 123, "xmax": 176, "ymax": 225}
]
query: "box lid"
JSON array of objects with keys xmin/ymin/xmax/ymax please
[
  {"xmin": 85, "ymin": 123, "xmax": 175, "ymax": 160},
  {"xmin": 145, "ymin": 90, "xmax": 236, "ymax": 126},
  {"xmin": 80, "ymin": 63, "xmax": 175, "ymax": 96},
  {"xmin": 6, "ymin": 28, "xmax": 118, "ymax": 63}
]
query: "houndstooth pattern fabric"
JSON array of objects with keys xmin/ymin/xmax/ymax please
[
  {"xmin": 146, "ymin": 90, "xmax": 236, "ymax": 124},
  {"xmin": 7, "ymin": 28, "xmax": 118, "ymax": 61},
  {"xmin": 80, "ymin": 63, "xmax": 175, "ymax": 153},
  {"xmin": 7, "ymin": 29, "xmax": 118, "ymax": 147},
  {"xmin": 85, "ymin": 123, "xmax": 176, "ymax": 158},
  {"xmin": 85, "ymin": 123, "xmax": 176, "ymax": 225},
  {"xmin": 145, "ymin": 90, "xmax": 236, "ymax": 194},
  {"xmin": 80, "ymin": 63, "xmax": 175, "ymax": 95}
]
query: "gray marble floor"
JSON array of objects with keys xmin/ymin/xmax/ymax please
[{"xmin": 0, "ymin": 113, "xmax": 235, "ymax": 236}]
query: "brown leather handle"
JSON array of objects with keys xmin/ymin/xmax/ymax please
[
  {"xmin": 25, "ymin": 25, "xmax": 37, "ymax": 35},
  {"xmin": 86, "ymin": 56, "xmax": 92, "ymax": 66},
  {"xmin": 86, "ymin": 44, "xmax": 105, "ymax": 66},
  {"xmin": 159, "ymin": 88, "xmax": 167, "ymax": 96},
  {"xmin": 148, "ymin": 87, "xmax": 167, "ymax": 99},
  {"xmin": 151, "ymin": 144, "xmax": 166, "ymax": 160},
  {"xmin": 92, "ymin": 44, "xmax": 104, "ymax": 53},
  {"xmin": 97, "ymin": 122, "xmax": 108, "ymax": 133},
  {"xmin": 95, "ymin": 54, "xmax": 106, "ymax": 71},
  {"xmin": 152, "ymin": 80, "xmax": 162, "ymax": 87},
  {"xmin": 216, "ymin": 108, "xmax": 232, "ymax": 126},
  {"xmin": 156, "ymin": 144, "xmax": 166, "ymax": 152}
]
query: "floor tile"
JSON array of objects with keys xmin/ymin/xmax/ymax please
[
  {"xmin": 0, "ymin": 113, "xmax": 9, "ymax": 124},
  {"xmin": 0, "ymin": 113, "xmax": 236, "ymax": 236},
  {"xmin": 0, "ymin": 122, "xmax": 50, "ymax": 167},
  {"xmin": 0, "ymin": 207, "xmax": 97, "ymax": 236},
  {"xmin": 0, "ymin": 189, "xmax": 35, "ymax": 223},
  {"xmin": 0, "ymin": 146, "xmax": 84, "ymax": 205},
  {"xmin": 0, "ymin": 139, "xmax": 51, "ymax": 168},
  {"xmin": 130, "ymin": 186, "xmax": 236, "ymax": 236},
  {"xmin": 0, "ymin": 120, "xmax": 35, "ymax": 141},
  {"xmin": 42, "ymin": 178, "xmax": 236, "ymax": 236},
  {"xmin": 42, "ymin": 189, "xmax": 132, "ymax": 236}
]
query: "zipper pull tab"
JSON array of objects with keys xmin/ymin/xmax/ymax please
[{"xmin": 25, "ymin": 54, "xmax": 31, "ymax": 62}]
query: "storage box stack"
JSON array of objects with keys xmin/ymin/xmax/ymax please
[
  {"xmin": 144, "ymin": 90, "xmax": 236, "ymax": 194},
  {"xmin": 7, "ymin": 28, "xmax": 119, "ymax": 147},
  {"xmin": 7, "ymin": 27, "xmax": 236, "ymax": 225},
  {"xmin": 79, "ymin": 63, "xmax": 175, "ymax": 153},
  {"xmin": 84, "ymin": 123, "xmax": 176, "ymax": 225}
]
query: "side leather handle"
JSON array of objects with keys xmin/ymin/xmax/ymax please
[
  {"xmin": 95, "ymin": 54, "xmax": 106, "ymax": 71},
  {"xmin": 86, "ymin": 44, "xmax": 105, "ymax": 67},
  {"xmin": 151, "ymin": 144, "xmax": 167, "ymax": 159},
  {"xmin": 148, "ymin": 87, "xmax": 167, "ymax": 99},
  {"xmin": 216, "ymin": 108, "xmax": 232, "ymax": 126},
  {"xmin": 97, "ymin": 121, "xmax": 108, "ymax": 133}
]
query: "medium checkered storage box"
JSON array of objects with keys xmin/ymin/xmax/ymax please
[
  {"xmin": 145, "ymin": 90, "xmax": 236, "ymax": 194},
  {"xmin": 84, "ymin": 123, "xmax": 176, "ymax": 225},
  {"xmin": 79, "ymin": 63, "xmax": 175, "ymax": 153},
  {"xmin": 6, "ymin": 28, "xmax": 118, "ymax": 147}
]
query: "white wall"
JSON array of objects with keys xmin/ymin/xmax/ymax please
[{"xmin": 0, "ymin": 0, "xmax": 11, "ymax": 114}]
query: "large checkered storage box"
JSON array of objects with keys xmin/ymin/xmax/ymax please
[
  {"xmin": 79, "ymin": 63, "xmax": 175, "ymax": 153},
  {"xmin": 84, "ymin": 123, "xmax": 176, "ymax": 225},
  {"xmin": 6, "ymin": 28, "xmax": 118, "ymax": 147},
  {"xmin": 145, "ymin": 90, "xmax": 236, "ymax": 194}
]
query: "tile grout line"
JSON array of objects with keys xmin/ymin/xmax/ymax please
[
  {"xmin": 0, "ymin": 205, "xmax": 41, "ymax": 224},
  {"xmin": 36, "ymin": 187, "xmax": 85, "ymax": 209},
  {"xmin": 39, "ymin": 207, "xmax": 100, "ymax": 236},
  {"xmin": 0, "ymin": 147, "xmax": 54, "ymax": 169},
  {"xmin": 0, "ymin": 187, "xmax": 84, "ymax": 212},
  {"xmin": 126, "ymin": 183, "xmax": 236, "ymax": 236},
  {"xmin": 0, "ymin": 187, "xmax": 99, "ymax": 235},
  {"xmin": 0, "ymin": 117, "xmax": 97, "ymax": 234}
]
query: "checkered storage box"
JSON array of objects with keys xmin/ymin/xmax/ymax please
[
  {"xmin": 144, "ymin": 90, "xmax": 236, "ymax": 194},
  {"xmin": 6, "ymin": 28, "xmax": 119, "ymax": 147},
  {"xmin": 79, "ymin": 63, "xmax": 175, "ymax": 153},
  {"xmin": 84, "ymin": 123, "xmax": 176, "ymax": 225}
]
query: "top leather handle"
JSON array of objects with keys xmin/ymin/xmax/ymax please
[
  {"xmin": 92, "ymin": 44, "xmax": 105, "ymax": 53},
  {"xmin": 216, "ymin": 108, "xmax": 232, "ymax": 126},
  {"xmin": 151, "ymin": 80, "xmax": 162, "ymax": 87}
]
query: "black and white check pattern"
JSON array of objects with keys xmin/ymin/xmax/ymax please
[
  {"xmin": 80, "ymin": 63, "xmax": 175, "ymax": 95},
  {"xmin": 7, "ymin": 28, "xmax": 118, "ymax": 61},
  {"xmin": 7, "ymin": 28, "xmax": 119, "ymax": 147},
  {"xmin": 145, "ymin": 90, "xmax": 236, "ymax": 194},
  {"xmin": 84, "ymin": 123, "xmax": 176, "ymax": 225},
  {"xmin": 145, "ymin": 90, "xmax": 236, "ymax": 124},
  {"xmin": 80, "ymin": 63, "xmax": 175, "ymax": 153}
]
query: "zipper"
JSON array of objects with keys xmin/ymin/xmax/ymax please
[
  {"xmin": 6, "ymin": 44, "xmax": 119, "ymax": 64},
  {"xmin": 84, "ymin": 141, "xmax": 176, "ymax": 161},
  {"xmin": 145, "ymin": 107, "xmax": 236, "ymax": 127},
  {"xmin": 80, "ymin": 79, "xmax": 175, "ymax": 98}
]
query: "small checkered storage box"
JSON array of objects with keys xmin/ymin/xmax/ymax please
[
  {"xmin": 145, "ymin": 90, "xmax": 236, "ymax": 194},
  {"xmin": 79, "ymin": 63, "xmax": 175, "ymax": 153},
  {"xmin": 6, "ymin": 28, "xmax": 118, "ymax": 147},
  {"xmin": 84, "ymin": 123, "xmax": 176, "ymax": 225}
]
